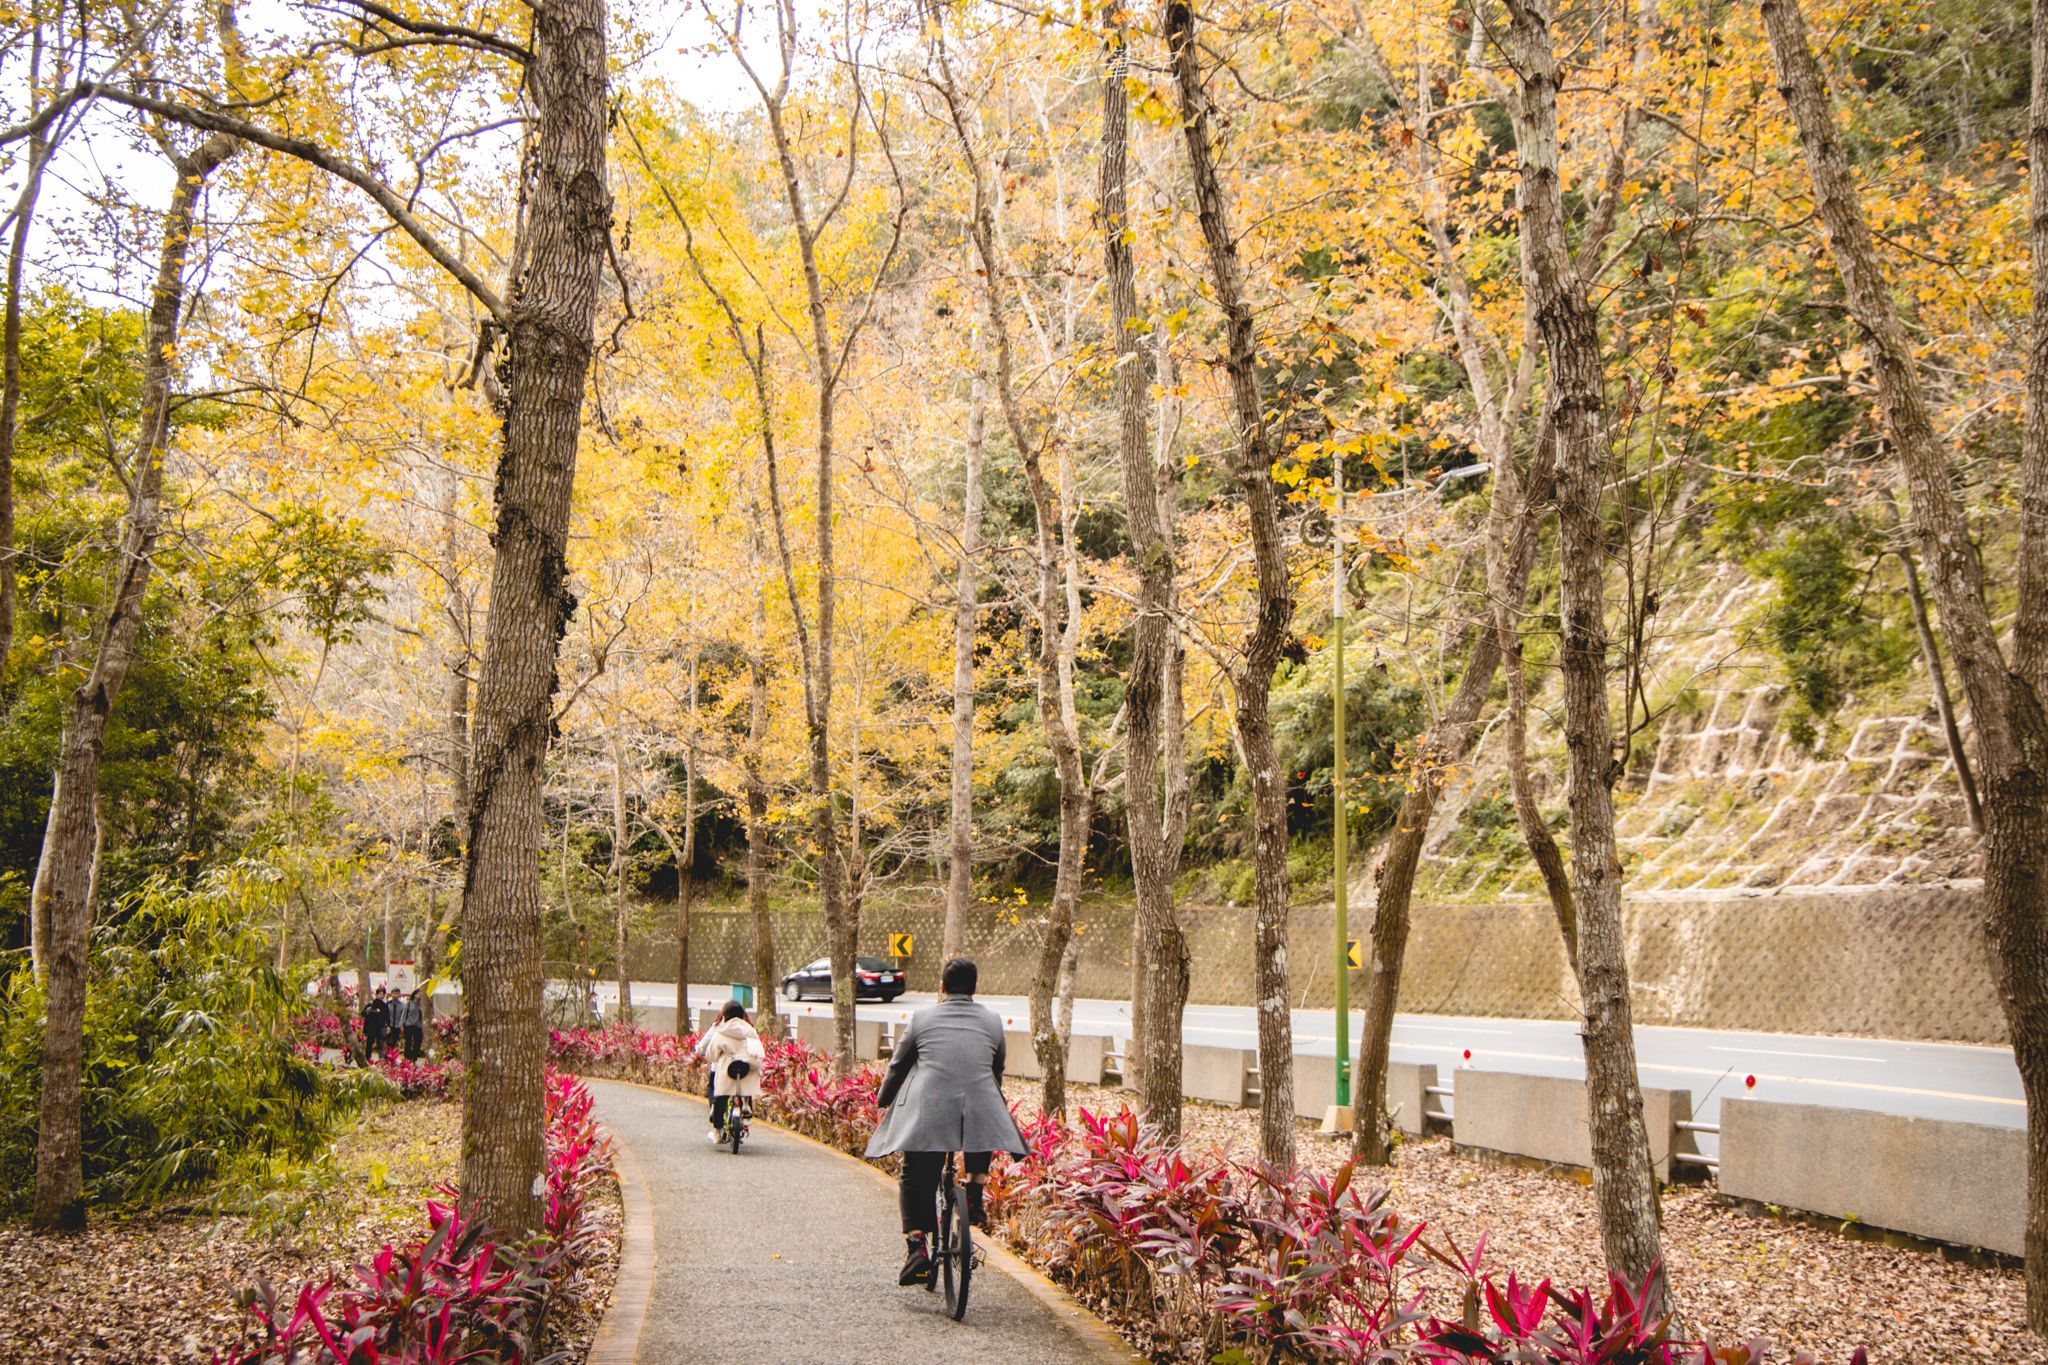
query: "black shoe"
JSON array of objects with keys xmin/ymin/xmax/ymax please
[
  {"xmin": 898, "ymin": 1235, "xmax": 932, "ymax": 1286},
  {"xmin": 965, "ymin": 1183, "xmax": 988, "ymax": 1229}
]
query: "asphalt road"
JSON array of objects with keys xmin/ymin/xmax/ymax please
[
  {"xmin": 583, "ymin": 1078, "xmax": 1124, "ymax": 1364},
  {"xmin": 588, "ymin": 980, "xmax": 2026, "ymax": 1158}
]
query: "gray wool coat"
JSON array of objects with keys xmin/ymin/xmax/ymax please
[{"xmin": 863, "ymin": 996, "xmax": 1029, "ymax": 1158}]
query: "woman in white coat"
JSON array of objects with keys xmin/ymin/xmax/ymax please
[{"xmin": 697, "ymin": 999, "xmax": 766, "ymax": 1142}]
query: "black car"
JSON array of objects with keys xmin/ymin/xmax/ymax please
[{"xmin": 780, "ymin": 955, "xmax": 906, "ymax": 1002}]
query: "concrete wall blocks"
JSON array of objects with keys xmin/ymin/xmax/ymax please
[
  {"xmin": 1183, "ymin": 1044, "xmax": 1256, "ymax": 1107},
  {"xmin": 793, "ymin": 1014, "xmax": 836, "ymax": 1053},
  {"xmin": 1004, "ymin": 1032, "xmax": 1108, "ymax": 1086},
  {"xmin": 1452, "ymin": 1070, "xmax": 1693, "ymax": 1181},
  {"xmin": 1718, "ymin": 1098, "xmax": 2024, "ymax": 1255},
  {"xmin": 1386, "ymin": 1062, "xmax": 1439, "ymax": 1136},
  {"xmin": 855, "ymin": 1020, "xmax": 884, "ymax": 1062},
  {"xmin": 1291, "ymin": 1059, "xmax": 1435, "ymax": 1134}
]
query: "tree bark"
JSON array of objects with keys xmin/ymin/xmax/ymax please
[
  {"xmin": 1103, "ymin": 26, "xmax": 1189, "ymax": 1140},
  {"xmin": 1166, "ymin": 0, "xmax": 1298, "ymax": 1165},
  {"xmin": 945, "ymin": 361, "xmax": 986, "ymax": 961},
  {"xmin": 32, "ymin": 132, "xmax": 235, "ymax": 1228},
  {"xmin": 0, "ymin": 22, "xmax": 45, "ymax": 751},
  {"xmin": 1896, "ymin": 530, "xmax": 1983, "ymax": 834},
  {"xmin": 440, "ymin": 465, "xmax": 472, "ymax": 827},
  {"xmin": 929, "ymin": 20, "xmax": 1090, "ymax": 1116},
  {"xmin": 675, "ymin": 650, "xmax": 699, "ymax": 1036},
  {"xmin": 752, "ymin": 80, "xmax": 858, "ymax": 1074},
  {"xmin": 1765, "ymin": 0, "xmax": 2048, "ymax": 1324},
  {"xmin": 610, "ymin": 724, "xmax": 632, "ymax": 1024},
  {"xmin": 458, "ymin": 0, "xmax": 609, "ymax": 1237},
  {"xmin": 1505, "ymin": 0, "xmax": 1669, "ymax": 1302},
  {"xmin": 745, "ymin": 563, "xmax": 777, "ymax": 1035},
  {"xmin": 1350, "ymin": 425, "xmax": 1559, "ymax": 1161}
]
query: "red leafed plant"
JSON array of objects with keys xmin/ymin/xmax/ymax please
[
  {"xmin": 549, "ymin": 1023, "xmax": 1865, "ymax": 1365},
  {"xmin": 212, "ymin": 1071, "xmax": 612, "ymax": 1365}
]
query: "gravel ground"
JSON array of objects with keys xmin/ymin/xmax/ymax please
[
  {"xmin": 1005, "ymin": 1079, "xmax": 2045, "ymax": 1364},
  {"xmin": 0, "ymin": 1099, "xmax": 622, "ymax": 1365}
]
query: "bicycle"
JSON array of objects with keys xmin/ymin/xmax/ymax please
[
  {"xmin": 924, "ymin": 1152, "xmax": 977, "ymax": 1320},
  {"xmin": 719, "ymin": 1094, "xmax": 753, "ymax": 1155}
]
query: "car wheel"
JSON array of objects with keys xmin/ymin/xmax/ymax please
[{"xmin": 782, "ymin": 980, "xmax": 799, "ymax": 1001}]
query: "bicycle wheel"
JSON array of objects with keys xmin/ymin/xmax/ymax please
[
  {"xmin": 940, "ymin": 1168, "xmax": 972, "ymax": 1320},
  {"xmin": 928, "ymin": 1173, "xmax": 950, "ymax": 1296},
  {"xmin": 729, "ymin": 1100, "xmax": 744, "ymax": 1155}
]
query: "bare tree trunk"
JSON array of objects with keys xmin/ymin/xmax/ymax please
[
  {"xmin": 750, "ymin": 82, "xmax": 859, "ymax": 1075},
  {"xmin": 929, "ymin": 21, "xmax": 1089, "ymax": 1117},
  {"xmin": 1493, "ymin": 433, "xmax": 1578, "ymax": 967},
  {"xmin": 676, "ymin": 651, "xmax": 699, "ymax": 1036},
  {"xmin": 1896, "ymin": 532, "xmax": 1983, "ymax": 834},
  {"xmin": 1504, "ymin": 0, "xmax": 1668, "ymax": 1301},
  {"xmin": 441, "ymin": 466, "xmax": 472, "ymax": 826},
  {"xmin": 32, "ymin": 132, "xmax": 234, "ymax": 1228},
  {"xmin": 1103, "ymin": 27, "xmax": 1188, "ymax": 1138},
  {"xmin": 946, "ymin": 363, "xmax": 987, "ymax": 961},
  {"xmin": 610, "ymin": 726, "xmax": 632, "ymax": 1024},
  {"xmin": 0, "ymin": 22, "xmax": 44, "ymax": 745},
  {"xmin": 746, "ymin": 572, "xmax": 777, "ymax": 1035},
  {"xmin": 1350, "ymin": 426, "xmax": 1558, "ymax": 1162},
  {"xmin": 1166, "ymin": 0, "xmax": 1297, "ymax": 1166},
  {"xmin": 458, "ymin": 0, "xmax": 609, "ymax": 1237},
  {"xmin": 1766, "ymin": 0, "xmax": 2048, "ymax": 1324}
]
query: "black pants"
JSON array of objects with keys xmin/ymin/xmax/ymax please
[
  {"xmin": 899, "ymin": 1151, "xmax": 990, "ymax": 1234},
  {"xmin": 402, "ymin": 1026, "xmax": 423, "ymax": 1061}
]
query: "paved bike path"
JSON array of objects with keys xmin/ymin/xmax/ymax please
[{"xmin": 585, "ymin": 1078, "xmax": 1130, "ymax": 1365}]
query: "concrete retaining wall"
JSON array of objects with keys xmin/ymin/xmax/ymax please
[
  {"xmin": 1452, "ymin": 1070, "xmax": 1693, "ymax": 1181},
  {"xmin": 1004, "ymin": 1032, "xmax": 1107, "ymax": 1085},
  {"xmin": 1184, "ymin": 1045, "xmax": 1255, "ymax": 1107},
  {"xmin": 648, "ymin": 883, "xmax": 2000, "ymax": 1045},
  {"xmin": 1718, "ymin": 1099, "xmax": 2023, "ymax": 1254},
  {"xmin": 1291, "ymin": 1059, "xmax": 1438, "ymax": 1135}
]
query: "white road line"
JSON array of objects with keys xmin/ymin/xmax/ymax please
[{"xmin": 1710, "ymin": 1045, "xmax": 1878, "ymax": 1064}]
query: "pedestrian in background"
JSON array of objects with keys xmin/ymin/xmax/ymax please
[
  {"xmin": 364, "ymin": 986, "xmax": 390, "ymax": 1058},
  {"xmin": 401, "ymin": 988, "xmax": 425, "ymax": 1061}
]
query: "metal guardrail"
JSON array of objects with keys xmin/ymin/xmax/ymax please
[
  {"xmin": 1673, "ymin": 1118, "xmax": 1721, "ymax": 1170},
  {"xmin": 1424, "ymin": 1081, "xmax": 1455, "ymax": 1126}
]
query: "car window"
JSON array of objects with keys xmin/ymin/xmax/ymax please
[{"xmin": 803, "ymin": 958, "xmax": 829, "ymax": 972}]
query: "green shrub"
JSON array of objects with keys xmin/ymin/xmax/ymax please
[{"xmin": 0, "ymin": 864, "xmax": 366, "ymax": 1213}]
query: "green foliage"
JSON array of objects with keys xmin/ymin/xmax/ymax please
[
  {"xmin": 0, "ymin": 291, "xmax": 284, "ymax": 937},
  {"xmin": 0, "ymin": 864, "xmax": 370, "ymax": 1213}
]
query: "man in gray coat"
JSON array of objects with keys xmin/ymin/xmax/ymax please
[{"xmin": 864, "ymin": 957, "xmax": 1027, "ymax": 1285}]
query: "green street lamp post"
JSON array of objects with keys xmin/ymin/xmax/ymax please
[{"xmin": 1332, "ymin": 456, "xmax": 1352, "ymax": 1113}]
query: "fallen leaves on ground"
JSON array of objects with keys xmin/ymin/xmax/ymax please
[
  {"xmin": 0, "ymin": 1101, "xmax": 465, "ymax": 1365},
  {"xmin": 1007, "ymin": 1080, "xmax": 2045, "ymax": 1364}
]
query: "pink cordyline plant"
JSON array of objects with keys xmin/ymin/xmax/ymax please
[{"xmin": 212, "ymin": 1071, "xmax": 613, "ymax": 1365}]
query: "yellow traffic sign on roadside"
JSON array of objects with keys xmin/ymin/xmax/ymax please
[
  {"xmin": 1344, "ymin": 938, "xmax": 1363, "ymax": 970},
  {"xmin": 888, "ymin": 932, "xmax": 914, "ymax": 958}
]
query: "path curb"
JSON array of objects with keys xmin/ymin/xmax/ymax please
[
  {"xmin": 586, "ymin": 1126, "xmax": 655, "ymax": 1365},
  {"xmin": 583, "ymin": 1073, "xmax": 1142, "ymax": 1365}
]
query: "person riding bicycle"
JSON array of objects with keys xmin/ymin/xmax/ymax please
[
  {"xmin": 864, "ymin": 957, "xmax": 1027, "ymax": 1285},
  {"xmin": 697, "ymin": 999, "xmax": 765, "ymax": 1144}
]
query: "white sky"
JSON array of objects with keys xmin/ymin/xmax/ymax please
[{"xmin": 28, "ymin": 0, "xmax": 774, "ymax": 306}]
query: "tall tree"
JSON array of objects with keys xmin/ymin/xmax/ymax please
[
  {"xmin": 716, "ymin": 0, "xmax": 906, "ymax": 1071},
  {"xmin": 1101, "ymin": 17, "xmax": 1189, "ymax": 1140},
  {"xmin": 1165, "ymin": 0, "xmax": 1299, "ymax": 1165},
  {"xmin": 1502, "ymin": 0, "xmax": 1670, "ymax": 1302},
  {"xmin": 32, "ymin": 128, "xmax": 235, "ymax": 1227},
  {"xmin": 928, "ymin": 11, "xmax": 1091, "ymax": 1114},
  {"xmin": 1764, "ymin": 0, "xmax": 2048, "ymax": 1324},
  {"xmin": 944, "ymin": 359, "xmax": 987, "ymax": 961}
]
